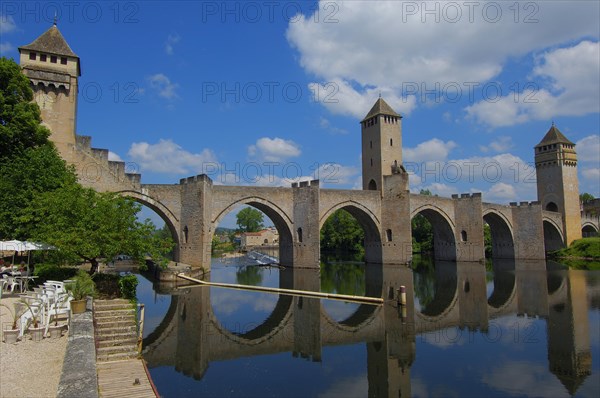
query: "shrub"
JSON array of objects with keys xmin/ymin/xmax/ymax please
[
  {"xmin": 118, "ymin": 274, "xmax": 138, "ymax": 301},
  {"xmin": 33, "ymin": 263, "xmax": 78, "ymax": 285}
]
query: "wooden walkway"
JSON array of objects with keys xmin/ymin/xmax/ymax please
[{"xmin": 97, "ymin": 359, "xmax": 157, "ymax": 398}]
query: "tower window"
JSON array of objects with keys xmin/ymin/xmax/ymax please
[
  {"xmin": 390, "ymin": 138, "xmax": 393, "ymax": 146},
  {"xmin": 60, "ymin": 57, "xmax": 67, "ymax": 65},
  {"xmin": 546, "ymin": 202, "xmax": 558, "ymax": 212},
  {"xmin": 29, "ymin": 52, "xmax": 36, "ymax": 60},
  {"xmin": 370, "ymin": 158, "xmax": 373, "ymax": 167},
  {"xmin": 368, "ymin": 179, "xmax": 377, "ymax": 190},
  {"xmin": 50, "ymin": 55, "xmax": 57, "ymax": 63},
  {"xmin": 370, "ymin": 141, "xmax": 372, "ymax": 149},
  {"xmin": 461, "ymin": 230, "xmax": 468, "ymax": 242},
  {"xmin": 297, "ymin": 228, "xmax": 303, "ymax": 243},
  {"xmin": 40, "ymin": 54, "xmax": 47, "ymax": 62},
  {"xmin": 386, "ymin": 229, "xmax": 392, "ymax": 242}
]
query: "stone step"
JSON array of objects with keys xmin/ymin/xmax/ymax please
[
  {"xmin": 94, "ymin": 299, "xmax": 133, "ymax": 308},
  {"xmin": 95, "ymin": 320, "xmax": 137, "ymax": 331},
  {"xmin": 96, "ymin": 351, "xmax": 139, "ymax": 362},
  {"xmin": 97, "ymin": 337, "xmax": 138, "ymax": 348},
  {"xmin": 95, "ymin": 329, "xmax": 138, "ymax": 340},
  {"xmin": 97, "ymin": 343, "xmax": 138, "ymax": 356},
  {"xmin": 94, "ymin": 310, "xmax": 136, "ymax": 322}
]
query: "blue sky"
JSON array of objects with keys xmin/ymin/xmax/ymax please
[{"xmin": 1, "ymin": 1, "xmax": 598, "ymax": 228}]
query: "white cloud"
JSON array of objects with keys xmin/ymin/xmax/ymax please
[
  {"xmin": 288, "ymin": 1, "xmax": 599, "ymax": 117},
  {"xmin": 318, "ymin": 374, "xmax": 368, "ymax": 398},
  {"xmin": 466, "ymin": 41, "xmax": 600, "ymax": 127},
  {"xmin": 248, "ymin": 137, "xmax": 301, "ymax": 162},
  {"xmin": 479, "ymin": 136, "xmax": 513, "ymax": 153},
  {"xmin": 482, "ymin": 361, "xmax": 567, "ymax": 397},
  {"xmin": 582, "ymin": 167, "xmax": 600, "ymax": 180},
  {"xmin": 485, "ymin": 182, "xmax": 517, "ymax": 202},
  {"xmin": 319, "ymin": 117, "xmax": 348, "ymax": 135},
  {"xmin": 576, "ymin": 135, "xmax": 600, "ymax": 162},
  {"xmin": 0, "ymin": 15, "xmax": 16, "ymax": 34},
  {"xmin": 165, "ymin": 33, "xmax": 180, "ymax": 55},
  {"xmin": 148, "ymin": 73, "xmax": 179, "ymax": 100},
  {"xmin": 403, "ymin": 138, "xmax": 457, "ymax": 163},
  {"xmin": 308, "ymin": 79, "xmax": 416, "ymax": 119},
  {"xmin": 107, "ymin": 151, "xmax": 122, "ymax": 162},
  {"xmin": 128, "ymin": 139, "xmax": 217, "ymax": 174},
  {"xmin": 0, "ymin": 42, "xmax": 13, "ymax": 53}
]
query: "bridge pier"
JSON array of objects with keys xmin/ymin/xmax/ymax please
[
  {"xmin": 456, "ymin": 262, "xmax": 488, "ymax": 331},
  {"xmin": 291, "ymin": 180, "xmax": 321, "ymax": 269},
  {"xmin": 381, "ymin": 173, "xmax": 412, "ymax": 264},
  {"xmin": 511, "ymin": 202, "xmax": 546, "ymax": 260},
  {"xmin": 452, "ymin": 193, "xmax": 485, "ymax": 262},
  {"xmin": 179, "ymin": 175, "xmax": 213, "ymax": 269}
]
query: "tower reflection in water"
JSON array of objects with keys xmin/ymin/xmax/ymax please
[{"xmin": 143, "ymin": 259, "xmax": 594, "ymax": 397}]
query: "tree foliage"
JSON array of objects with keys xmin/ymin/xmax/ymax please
[
  {"xmin": 580, "ymin": 192, "xmax": 595, "ymax": 203},
  {"xmin": 23, "ymin": 184, "xmax": 174, "ymax": 273},
  {"xmin": 0, "ymin": 57, "xmax": 76, "ymax": 239},
  {"xmin": 320, "ymin": 209, "xmax": 365, "ymax": 253},
  {"xmin": 236, "ymin": 207, "xmax": 264, "ymax": 232},
  {"xmin": 0, "ymin": 57, "xmax": 51, "ymax": 158}
]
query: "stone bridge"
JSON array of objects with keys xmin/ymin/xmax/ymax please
[
  {"xmin": 141, "ymin": 262, "xmax": 593, "ymax": 395},
  {"xmin": 71, "ymin": 134, "xmax": 600, "ymax": 270}
]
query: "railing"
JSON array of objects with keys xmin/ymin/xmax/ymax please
[{"xmin": 137, "ymin": 303, "xmax": 145, "ymax": 354}]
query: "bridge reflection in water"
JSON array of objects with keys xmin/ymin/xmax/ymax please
[{"xmin": 142, "ymin": 260, "xmax": 596, "ymax": 397}]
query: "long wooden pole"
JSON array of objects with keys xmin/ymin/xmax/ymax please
[{"xmin": 177, "ymin": 273, "xmax": 384, "ymax": 305}]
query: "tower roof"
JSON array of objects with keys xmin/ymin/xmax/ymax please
[
  {"xmin": 535, "ymin": 124, "xmax": 574, "ymax": 147},
  {"xmin": 19, "ymin": 24, "xmax": 78, "ymax": 58},
  {"xmin": 361, "ymin": 98, "xmax": 400, "ymax": 122}
]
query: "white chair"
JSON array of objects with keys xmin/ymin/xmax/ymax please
[
  {"xmin": 0, "ymin": 279, "xmax": 5, "ymax": 300},
  {"xmin": 18, "ymin": 299, "xmax": 45, "ymax": 337},
  {"xmin": 44, "ymin": 292, "xmax": 73, "ymax": 336},
  {"xmin": 3, "ymin": 275, "xmax": 20, "ymax": 293}
]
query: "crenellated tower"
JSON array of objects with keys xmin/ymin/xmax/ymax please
[
  {"xmin": 361, "ymin": 98, "xmax": 403, "ymax": 191},
  {"xmin": 534, "ymin": 124, "xmax": 582, "ymax": 246},
  {"xmin": 18, "ymin": 22, "xmax": 80, "ymax": 159}
]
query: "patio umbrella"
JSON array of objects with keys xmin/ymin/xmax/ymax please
[{"xmin": 0, "ymin": 240, "xmax": 55, "ymax": 268}]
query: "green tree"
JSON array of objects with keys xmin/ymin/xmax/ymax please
[
  {"xmin": 22, "ymin": 184, "xmax": 173, "ymax": 274},
  {"xmin": 0, "ymin": 57, "xmax": 51, "ymax": 159},
  {"xmin": 0, "ymin": 57, "xmax": 76, "ymax": 239},
  {"xmin": 580, "ymin": 192, "xmax": 595, "ymax": 203},
  {"xmin": 236, "ymin": 266, "xmax": 263, "ymax": 286},
  {"xmin": 320, "ymin": 209, "xmax": 365, "ymax": 253},
  {"xmin": 236, "ymin": 207, "xmax": 264, "ymax": 232}
]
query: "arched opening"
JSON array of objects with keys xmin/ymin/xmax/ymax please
[
  {"xmin": 486, "ymin": 259, "xmax": 516, "ymax": 308},
  {"xmin": 411, "ymin": 208, "xmax": 456, "ymax": 261},
  {"xmin": 543, "ymin": 220, "xmax": 565, "ymax": 252},
  {"xmin": 320, "ymin": 205, "xmax": 382, "ymax": 322},
  {"xmin": 582, "ymin": 224, "xmax": 598, "ymax": 237},
  {"xmin": 483, "ymin": 212, "xmax": 515, "ymax": 259},
  {"xmin": 546, "ymin": 202, "xmax": 559, "ymax": 212},
  {"xmin": 122, "ymin": 193, "xmax": 181, "ymax": 263},
  {"xmin": 413, "ymin": 257, "xmax": 457, "ymax": 316},
  {"xmin": 368, "ymin": 179, "xmax": 377, "ymax": 190},
  {"xmin": 210, "ymin": 202, "xmax": 294, "ymax": 339}
]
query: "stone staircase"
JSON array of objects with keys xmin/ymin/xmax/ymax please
[{"xmin": 93, "ymin": 299, "xmax": 139, "ymax": 362}]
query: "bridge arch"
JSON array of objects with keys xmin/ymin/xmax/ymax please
[
  {"xmin": 213, "ymin": 196, "xmax": 294, "ymax": 264},
  {"xmin": 543, "ymin": 219, "xmax": 565, "ymax": 252},
  {"xmin": 118, "ymin": 190, "xmax": 181, "ymax": 261},
  {"xmin": 320, "ymin": 200, "xmax": 382, "ymax": 263},
  {"xmin": 482, "ymin": 209, "xmax": 515, "ymax": 259},
  {"xmin": 582, "ymin": 223, "xmax": 598, "ymax": 237},
  {"xmin": 411, "ymin": 205, "xmax": 456, "ymax": 261}
]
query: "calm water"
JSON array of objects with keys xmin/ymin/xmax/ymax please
[{"xmin": 139, "ymin": 255, "xmax": 600, "ymax": 397}]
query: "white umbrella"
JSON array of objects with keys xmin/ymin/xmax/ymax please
[{"xmin": 0, "ymin": 240, "xmax": 55, "ymax": 268}]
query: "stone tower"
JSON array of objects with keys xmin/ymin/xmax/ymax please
[
  {"xmin": 361, "ymin": 98, "xmax": 403, "ymax": 191},
  {"xmin": 534, "ymin": 124, "xmax": 582, "ymax": 246},
  {"xmin": 18, "ymin": 22, "xmax": 80, "ymax": 159}
]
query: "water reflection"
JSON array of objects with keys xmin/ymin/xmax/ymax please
[{"xmin": 140, "ymin": 258, "xmax": 599, "ymax": 397}]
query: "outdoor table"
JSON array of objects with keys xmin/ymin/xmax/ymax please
[{"xmin": 13, "ymin": 276, "xmax": 38, "ymax": 292}]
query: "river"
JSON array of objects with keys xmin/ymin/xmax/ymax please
[{"xmin": 137, "ymin": 254, "xmax": 599, "ymax": 397}]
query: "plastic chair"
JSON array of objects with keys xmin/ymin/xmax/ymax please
[
  {"xmin": 44, "ymin": 293, "xmax": 73, "ymax": 336},
  {"xmin": 0, "ymin": 279, "xmax": 5, "ymax": 300},
  {"xmin": 3, "ymin": 275, "xmax": 20, "ymax": 293},
  {"xmin": 18, "ymin": 299, "xmax": 45, "ymax": 337}
]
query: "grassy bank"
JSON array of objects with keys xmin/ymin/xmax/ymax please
[{"xmin": 550, "ymin": 237, "xmax": 600, "ymax": 270}]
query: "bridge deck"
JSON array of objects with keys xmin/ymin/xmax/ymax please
[{"xmin": 97, "ymin": 359, "xmax": 157, "ymax": 398}]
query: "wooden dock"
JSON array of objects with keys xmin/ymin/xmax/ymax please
[{"xmin": 97, "ymin": 359, "xmax": 157, "ymax": 398}]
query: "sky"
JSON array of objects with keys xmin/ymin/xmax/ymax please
[{"xmin": 1, "ymin": 1, "xmax": 599, "ymax": 228}]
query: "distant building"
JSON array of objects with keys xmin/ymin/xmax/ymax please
[{"xmin": 241, "ymin": 228, "xmax": 279, "ymax": 249}]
